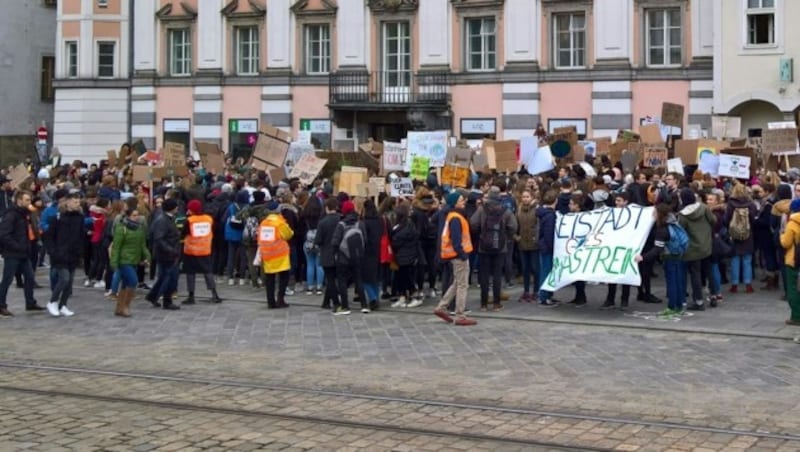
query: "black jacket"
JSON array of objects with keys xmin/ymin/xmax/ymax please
[
  {"xmin": 0, "ymin": 205, "xmax": 32, "ymax": 258},
  {"xmin": 0, "ymin": 190, "xmax": 13, "ymax": 218},
  {"xmin": 151, "ymin": 212, "xmax": 180, "ymax": 263},
  {"xmin": 331, "ymin": 213, "xmax": 366, "ymax": 266},
  {"xmin": 315, "ymin": 212, "xmax": 341, "ymax": 268},
  {"xmin": 45, "ymin": 208, "xmax": 86, "ymax": 269},
  {"xmin": 390, "ymin": 218, "xmax": 420, "ymax": 266},
  {"xmin": 361, "ymin": 216, "xmax": 383, "ymax": 283}
]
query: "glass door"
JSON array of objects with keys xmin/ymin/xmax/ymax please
[{"xmin": 382, "ymin": 22, "xmax": 411, "ymax": 103}]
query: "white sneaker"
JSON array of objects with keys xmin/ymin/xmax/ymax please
[
  {"xmin": 239, "ymin": 278, "xmax": 246, "ymax": 286},
  {"xmin": 285, "ymin": 288, "xmax": 295, "ymax": 296},
  {"xmin": 228, "ymin": 278, "xmax": 235, "ymax": 286},
  {"xmin": 83, "ymin": 279, "xmax": 93, "ymax": 287},
  {"xmin": 391, "ymin": 296, "xmax": 407, "ymax": 308},
  {"xmin": 406, "ymin": 298, "xmax": 423, "ymax": 308},
  {"xmin": 59, "ymin": 306, "xmax": 74, "ymax": 317},
  {"xmin": 93, "ymin": 281, "xmax": 106, "ymax": 289},
  {"xmin": 46, "ymin": 302, "xmax": 60, "ymax": 317},
  {"xmin": 429, "ymin": 289, "xmax": 438, "ymax": 298},
  {"xmin": 361, "ymin": 307, "xmax": 370, "ymax": 314}
]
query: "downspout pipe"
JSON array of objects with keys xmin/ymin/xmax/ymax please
[{"xmin": 127, "ymin": 0, "xmax": 134, "ymax": 144}]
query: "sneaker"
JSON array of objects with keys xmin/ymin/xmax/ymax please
[
  {"xmin": 228, "ymin": 278, "xmax": 235, "ymax": 286},
  {"xmin": 333, "ymin": 307, "xmax": 351, "ymax": 316},
  {"xmin": 25, "ymin": 304, "xmax": 45, "ymax": 312},
  {"xmin": 538, "ymin": 300, "xmax": 558, "ymax": 307},
  {"xmin": 491, "ymin": 304, "xmax": 504, "ymax": 312},
  {"xmin": 506, "ymin": 282, "xmax": 516, "ymax": 289},
  {"xmin": 687, "ymin": 303, "xmax": 705, "ymax": 311},
  {"xmin": 315, "ymin": 289, "xmax": 323, "ymax": 296},
  {"xmin": 306, "ymin": 288, "xmax": 314, "ymax": 295},
  {"xmin": 285, "ymin": 288, "xmax": 295, "ymax": 296},
  {"xmin": 59, "ymin": 306, "xmax": 74, "ymax": 317},
  {"xmin": 46, "ymin": 302, "xmax": 60, "ymax": 317},
  {"xmin": 433, "ymin": 308, "xmax": 454, "ymax": 323},
  {"xmin": 406, "ymin": 298, "xmax": 423, "ymax": 308},
  {"xmin": 391, "ymin": 297, "xmax": 407, "ymax": 308},
  {"xmin": 429, "ymin": 289, "xmax": 438, "ymax": 298},
  {"xmin": 381, "ymin": 293, "xmax": 391, "ymax": 300},
  {"xmin": 454, "ymin": 317, "xmax": 478, "ymax": 326},
  {"xmin": 573, "ymin": 299, "xmax": 587, "ymax": 308},
  {"xmin": 93, "ymin": 281, "xmax": 106, "ymax": 289},
  {"xmin": 708, "ymin": 295, "xmax": 718, "ymax": 308},
  {"xmin": 657, "ymin": 308, "xmax": 676, "ymax": 317},
  {"xmin": 84, "ymin": 279, "xmax": 93, "ymax": 287},
  {"xmin": 0, "ymin": 308, "xmax": 13, "ymax": 317},
  {"xmin": 361, "ymin": 307, "xmax": 370, "ymax": 314},
  {"xmin": 137, "ymin": 282, "xmax": 151, "ymax": 290},
  {"xmin": 599, "ymin": 300, "xmax": 615, "ymax": 310}
]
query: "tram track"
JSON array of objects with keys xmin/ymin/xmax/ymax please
[{"xmin": 0, "ymin": 360, "xmax": 797, "ymax": 449}]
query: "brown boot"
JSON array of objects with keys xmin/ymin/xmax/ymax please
[
  {"xmin": 114, "ymin": 295, "xmax": 125, "ymax": 316},
  {"xmin": 123, "ymin": 288, "xmax": 134, "ymax": 317}
]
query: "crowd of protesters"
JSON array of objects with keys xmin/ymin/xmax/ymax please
[{"xmin": 0, "ymin": 143, "xmax": 799, "ymax": 330}]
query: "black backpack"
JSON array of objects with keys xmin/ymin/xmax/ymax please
[{"xmin": 479, "ymin": 202, "xmax": 507, "ymax": 253}]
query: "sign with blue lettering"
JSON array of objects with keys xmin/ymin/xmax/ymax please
[{"xmin": 540, "ymin": 205, "xmax": 655, "ymax": 291}]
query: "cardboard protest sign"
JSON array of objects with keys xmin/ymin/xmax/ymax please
[
  {"xmin": 661, "ymin": 102, "xmax": 685, "ymax": 128},
  {"xmin": 107, "ymin": 150, "xmax": 117, "ymax": 167},
  {"xmin": 551, "ymin": 126, "xmax": 579, "ymax": 146},
  {"xmin": 540, "ymin": 205, "xmax": 655, "ymax": 291},
  {"xmin": 389, "ymin": 177, "xmax": 414, "ymax": 197},
  {"xmin": 382, "ymin": 141, "xmax": 405, "ymax": 172},
  {"xmin": 639, "ymin": 124, "xmax": 664, "ymax": 145},
  {"xmin": 369, "ymin": 177, "xmax": 386, "ymax": 194},
  {"xmin": 143, "ymin": 150, "xmax": 160, "ymax": 163},
  {"xmin": 593, "ymin": 137, "xmax": 612, "ymax": 156},
  {"xmin": 494, "ymin": 140, "xmax": 518, "ymax": 173},
  {"xmin": 337, "ymin": 166, "xmax": 368, "ymax": 195},
  {"xmin": 445, "ymin": 147, "xmax": 473, "ymax": 167},
  {"xmin": 285, "ymin": 142, "xmax": 315, "ymax": 174},
  {"xmin": 406, "ymin": 131, "xmax": 448, "ymax": 169},
  {"xmin": 163, "ymin": 142, "xmax": 185, "ymax": 168},
  {"xmin": 608, "ymin": 140, "xmax": 628, "ymax": 164},
  {"xmin": 697, "ymin": 139, "xmax": 728, "ymax": 164},
  {"xmin": 410, "ymin": 155, "xmax": 430, "ymax": 181},
  {"xmin": 441, "ymin": 164, "xmax": 469, "ymax": 187},
  {"xmin": 674, "ymin": 139, "xmax": 699, "ymax": 164},
  {"xmin": 572, "ymin": 143, "xmax": 586, "ymax": 162},
  {"xmin": 481, "ymin": 140, "xmax": 496, "ymax": 169},
  {"xmin": 8, "ymin": 165, "xmax": 30, "ymax": 189},
  {"xmin": 195, "ymin": 141, "xmax": 225, "ymax": 174},
  {"xmin": 667, "ymin": 157, "xmax": 684, "ymax": 174},
  {"xmin": 711, "ymin": 116, "xmax": 742, "ymax": 139},
  {"xmin": 621, "ymin": 148, "xmax": 641, "ymax": 174},
  {"xmin": 251, "ymin": 124, "xmax": 290, "ymax": 171},
  {"xmin": 132, "ymin": 165, "xmax": 161, "ymax": 183},
  {"xmin": 763, "ymin": 128, "xmax": 798, "ymax": 155},
  {"xmin": 472, "ymin": 152, "xmax": 489, "ymax": 172},
  {"xmin": 718, "ymin": 153, "xmax": 751, "ymax": 179},
  {"xmin": 288, "ymin": 154, "xmax": 328, "ymax": 186},
  {"xmin": 269, "ymin": 166, "xmax": 286, "ymax": 184},
  {"xmin": 357, "ymin": 182, "xmax": 381, "ymax": 198},
  {"xmin": 617, "ymin": 130, "xmax": 641, "ymax": 143},
  {"xmin": 642, "ymin": 146, "xmax": 668, "ymax": 168}
]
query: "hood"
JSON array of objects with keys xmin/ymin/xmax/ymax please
[
  {"xmin": 124, "ymin": 217, "xmax": 141, "ymax": 231},
  {"xmin": 342, "ymin": 212, "xmax": 359, "ymax": 225},
  {"xmin": 679, "ymin": 202, "xmax": 705, "ymax": 219},
  {"xmin": 536, "ymin": 206, "xmax": 555, "ymax": 221},
  {"xmin": 728, "ymin": 197, "xmax": 751, "ymax": 209},
  {"xmin": 591, "ymin": 189, "xmax": 609, "ymax": 203},
  {"xmin": 790, "ymin": 212, "xmax": 800, "ymax": 227},
  {"xmin": 412, "ymin": 197, "xmax": 433, "ymax": 211},
  {"xmin": 279, "ymin": 202, "xmax": 297, "ymax": 214},
  {"xmin": 773, "ymin": 199, "xmax": 791, "ymax": 216}
]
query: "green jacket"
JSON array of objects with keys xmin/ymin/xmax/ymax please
[
  {"xmin": 678, "ymin": 202, "xmax": 715, "ymax": 262},
  {"xmin": 110, "ymin": 220, "xmax": 151, "ymax": 269}
]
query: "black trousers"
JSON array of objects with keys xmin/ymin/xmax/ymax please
[
  {"xmin": 478, "ymin": 253, "xmax": 504, "ymax": 307},
  {"xmin": 322, "ymin": 266, "xmax": 338, "ymax": 308},
  {"xmin": 607, "ymin": 284, "xmax": 631, "ymax": 302},
  {"xmin": 336, "ymin": 264, "xmax": 366, "ymax": 310},
  {"xmin": 264, "ymin": 271, "xmax": 289, "ymax": 307}
]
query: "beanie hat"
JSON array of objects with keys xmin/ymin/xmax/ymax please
[
  {"xmin": 679, "ymin": 188, "xmax": 696, "ymax": 207},
  {"xmin": 445, "ymin": 192, "xmax": 461, "ymax": 208},
  {"xmin": 187, "ymin": 199, "xmax": 202, "ymax": 214},
  {"xmin": 235, "ymin": 190, "xmax": 250, "ymax": 205},
  {"xmin": 253, "ymin": 190, "xmax": 266, "ymax": 202},
  {"xmin": 162, "ymin": 198, "xmax": 178, "ymax": 212},
  {"xmin": 341, "ymin": 200, "xmax": 355, "ymax": 215},
  {"xmin": 791, "ymin": 198, "xmax": 800, "ymax": 213},
  {"xmin": 267, "ymin": 200, "xmax": 280, "ymax": 211}
]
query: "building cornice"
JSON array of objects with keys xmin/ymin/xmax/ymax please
[{"xmin": 221, "ymin": 0, "xmax": 266, "ymax": 19}]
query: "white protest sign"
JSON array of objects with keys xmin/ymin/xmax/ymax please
[
  {"xmin": 698, "ymin": 153, "xmax": 720, "ymax": 177},
  {"xmin": 382, "ymin": 141, "xmax": 406, "ymax": 172},
  {"xmin": 522, "ymin": 142, "xmax": 555, "ymax": 175},
  {"xmin": 390, "ymin": 177, "xmax": 414, "ymax": 197},
  {"xmin": 284, "ymin": 142, "xmax": 315, "ymax": 174},
  {"xmin": 718, "ymin": 153, "xmax": 751, "ymax": 179},
  {"xmin": 405, "ymin": 131, "xmax": 448, "ymax": 170},
  {"xmin": 667, "ymin": 157, "xmax": 684, "ymax": 174},
  {"xmin": 540, "ymin": 205, "xmax": 655, "ymax": 291},
  {"xmin": 288, "ymin": 153, "xmax": 328, "ymax": 185}
]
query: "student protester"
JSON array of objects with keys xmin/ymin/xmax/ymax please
[
  {"xmin": 678, "ymin": 188, "xmax": 716, "ymax": 311},
  {"xmin": 43, "ymin": 192, "xmax": 85, "ymax": 317},
  {"xmin": 566, "ymin": 193, "xmax": 589, "ymax": 307},
  {"xmin": 634, "ymin": 203, "xmax": 675, "ymax": 314},
  {"xmin": 0, "ymin": 190, "xmax": 44, "ymax": 316},
  {"xmin": 390, "ymin": 203, "xmax": 422, "ymax": 308},
  {"xmin": 536, "ymin": 190, "xmax": 558, "ymax": 307},
  {"xmin": 433, "ymin": 192, "xmax": 477, "ymax": 326},
  {"xmin": 725, "ymin": 183, "xmax": 757, "ymax": 293},
  {"xmin": 754, "ymin": 183, "xmax": 779, "ymax": 290},
  {"xmin": 147, "ymin": 198, "xmax": 182, "ymax": 310},
  {"xmin": 332, "ymin": 200, "xmax": 368, "ymax": 314},
  {"xmin": 300, "ymin": 193, "xmax": 324, "ymax": 295},
  {"xmin": 471, "ymin": 187, "xmax": 517, "ymax": 311},
  {"xmin": 602, "ymin": 193, "xmax": 633, "ymax": 310},
  {"xmin": 110, "ymin": 207, "xmax": 150, "ymax": 317},
  {"xmin": 779, "ymin": 198, "xmax": 800, "ymax": 326},
  {"xmin": 315, "ymin": 197, "xmax": 341, "ymax": 310},
  {"xmin": 360, "ymin": 199, "xmax": 383, "ymax": 312},
  {"xmin": 705, "ymin": 192, "xmax": 726, "ymax": 307},
  {"xmin": 515, "ymin": 188, "xmax": 539, "ymax": 302},
  {"xmin": 255, "ymin": 202, "xmax": 294, "ymax": 309},
  {"xmin": 181, "ymin": 199, "xmax": 223, "ymax": 305}
]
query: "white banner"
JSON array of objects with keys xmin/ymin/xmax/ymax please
[
  {"xmin": 382, "ymin": 141, "xmax": 406, "ymax": 172},
  {"xmin": 405, "ymin": 131, "xmax": 448, "ymax": 170},
  {"xmin": 541, "ymin": 205, "xmax": 655, "ymax": 291},
  {"xmin": 718, "ymin": 153, "xmax": 750, "ymax": 179}
]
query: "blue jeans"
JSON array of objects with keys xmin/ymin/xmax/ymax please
[
  {"xmin": 730, "ymin": 254, "xmax": 753, "ymax": 285},
  {"xmin": 363, "ymin": 283, "xmax": 379, "ymax": 303},
  {"xmin": 50, "ymin": 267, "xmax": 74, "ymax": 307},
  {"xmin": 304, "ymin": 250, "xmax": 324, "ymax": 289},
  {"xmin": 709, "ymin": 261, "xmax": 721, "ymax": 296},
  {"xmin": 118, "ymin": 264, "xmax": 139, "ymax": 289},
  {"xmin": 154, "ymin": 262, "xmax": 179, "ymax": 299},
  {"xmin": 519, "ymin": 250, "xmax": 539, "ymax": 294},
  {"xmin": 664, "ymin": 259, "xmax": 686, "ymax": 311},
  {"xmin": 537, "ymin": 252, "xmax": 553, "ymax": 301}
]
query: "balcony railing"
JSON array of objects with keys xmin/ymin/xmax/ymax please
[{"xmin": 329, "ymin": 70, "xmax": 450, "ymax": 107}]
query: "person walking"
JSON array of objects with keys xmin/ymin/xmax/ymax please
[
  {"xmin": 0, "ymin": 190, "xmax": 44, "ymax": 316},
  {"xmin": 433, "ymin": 192, "xmax": 477, "ymax": 326},
  {"xmin": 110, "ymin": 207, "xmax": 150, "ymax": 317},
  {"xmin": 255, "ymin": 204, "xmax": 294, "ymax": 309},
  {"xmin": 43, "ymin": 192, "xmax": 85, "ymax": 317},
  {"xmin": 181, "ymin": 199, "xmax": 223, "ymax": 305}
]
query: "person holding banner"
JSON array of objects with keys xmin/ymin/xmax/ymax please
[
  {"xmin": 602, "ymin": 193, "xmax": 634, "ymax": 310},
  {"xmin": 433, "ymin": 193, "xmax": 477, "ymax": 326}
]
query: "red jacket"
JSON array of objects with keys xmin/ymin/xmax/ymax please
[{"xmin": 89, "ymin": 205, "xmax": 107, "ymax": 244}]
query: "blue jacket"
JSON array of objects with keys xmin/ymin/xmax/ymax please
[
  {"xmin": 536, "ymin": 207, "xmax": 556, "ymax": 254},
  {"xmin": 223, "ymin": 202, "xmax": 245, "ymax": 242}
]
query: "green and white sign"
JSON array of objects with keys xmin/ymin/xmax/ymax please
[
  {"xmin": 299, "ymin": 119, "xmax": 331, "ymax": 134},
  {"xmin": 229, "ymin": 119, "xmax": 258, "ymax": 133}
]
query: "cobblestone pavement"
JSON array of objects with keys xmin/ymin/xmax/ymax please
[{"xmin": 0, "ymin": 270, "xmax": 798, "ymax": 450}]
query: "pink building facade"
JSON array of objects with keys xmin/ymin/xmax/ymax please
[{"xmin": 54, "ymin": 0, "xmax": 714, "ymax": 163}]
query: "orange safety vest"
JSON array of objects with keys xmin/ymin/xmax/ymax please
[
  {"xmin": 184, "ymin": 214, "xmax": 213, "ymax": 257},
  {"xmin": 440, "ymin": 211, "xmax": 473, "ymax": 259},
  {"xmin": 258, "ymin": 216, "xmax": 290, "ymax": 262}
]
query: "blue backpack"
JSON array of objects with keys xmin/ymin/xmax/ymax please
[{"xmin": 666, "ymin": 223, "xmax": 689, "ymax": 256}]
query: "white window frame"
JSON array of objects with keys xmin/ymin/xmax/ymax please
[
  {"xmin": 645, "ymin": 8, "xmax": 682, "ymax": 67},
  {"xmin": 304, "ymin": 24, "xmax": 331, "ymax": 75},
  {"xmin": 96, "ymin": 40, "xmax": 116, "ymax": 78},
  {"xmin": 464, "ymin": 17, "xmax": 497, "ymax": 72},
  {"xmin": 235, "ymin": 25, "xmax": 260, "ymax": 76},
  {"xmin": 168, "ymin": 28, "xmax": 192, "ymax": 76},
  {"xmin": 740, "ymin": 0, "xmax": 783, "ymax": 54},
  {"xmin": 65, "ymin": 40, "xmax": 78, "ymax": 78},
  {"xmin": 552, "ymin": 12, "xmax": 586, "ymax": 69}
]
